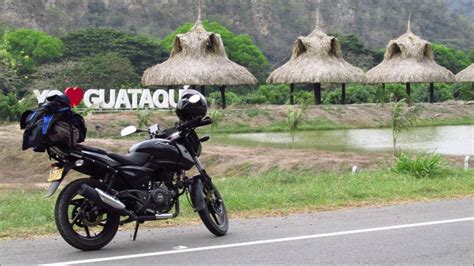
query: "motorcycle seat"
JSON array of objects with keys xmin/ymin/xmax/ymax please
[
  {"xmin": 108, "ymin": 152, "xmax": 150, "ymax": 166},
  {"xmin": 76, "ymin": 144, "xmax": 108, "ymax": 155}
]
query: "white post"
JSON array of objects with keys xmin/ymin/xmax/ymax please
[
  {"xmin": 352, "ymin": 166, "xmax": 359, "ymax": 174},
  {"xmin": 464, "ymin": 156, "xmax": 471, "ymax": 171}
]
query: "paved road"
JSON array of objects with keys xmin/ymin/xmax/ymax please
[{"xmin": 1, "ymin": 199, "xmax": 473, "ymax": 264}]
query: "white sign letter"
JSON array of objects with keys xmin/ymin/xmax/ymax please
[
  {"xmin": 153, "ymin": 89, "xmax": 169, "ymax": 108},
  {"xmin": 139, "ymin": 89, "xmax": 154, "ymax": 109},
  {"xmin": 115, "ymin": 89, "xmax": 131, "ymax": 109},
  {"xmin": 84, "ymin": 89, "xmax": 101, "ymax": 108}
]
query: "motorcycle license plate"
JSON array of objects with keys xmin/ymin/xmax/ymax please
[{"xmin": 47, "ymin": 168, "xmax": 63, "ymax": 182}]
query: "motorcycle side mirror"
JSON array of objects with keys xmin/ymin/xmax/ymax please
[
  {"xmin": 149, "ymin": 124, "xmax": 159, "ymax": 134},
  {"xmin": 121, "ymin": 126, "xmax": 137, "ymax": 137}
]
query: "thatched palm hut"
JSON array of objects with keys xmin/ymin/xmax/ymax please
[
  {"xmin": 267, "ymin": 12, "xmax": 366, "ymax": 105},
  {"xmin": 456, "ymin": 64, "xmax": 474, "ymax": 82},
  {"xmin": 366, "ymin": 19, "xmax": 455, "ymax": 103},
  {"xmin": 142, "ymin": 8, "xmax": 257, "ymax": 108}
]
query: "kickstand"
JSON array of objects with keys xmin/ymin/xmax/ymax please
[{"xmin": 132, "ymin": 221, "xmax": 140, "ymax": 241}]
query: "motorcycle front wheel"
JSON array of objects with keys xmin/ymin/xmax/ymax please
[
  {"xmin": 54, "ymin": 178, "xmax": 120, "ymax": 251},
  {"xmin": 197, "ymin": 179, "xmax": 229, "ymax": 236}
]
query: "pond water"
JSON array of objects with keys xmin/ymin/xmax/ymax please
[{"xmin": 212, "ymin": 125, "xmax": 474, "ymax": 156}]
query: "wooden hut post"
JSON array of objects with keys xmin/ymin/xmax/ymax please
[
  {"xmin": 429, "ymin": 83, "xmax": 435, "ymax": 103},
  {"xmin": 219, "ymin": 85, "xmax": 227, "ymax": 109},
  {"xmin": 382, "ymin": 83, "xmax": 386, "ymax": 103},
  {"xmin": 341, "ymin": 83, "xmax": 346, "ymax": 105},
  {"xmin": 405, "ymin": 82, "xmax": 411, "ymax": 96},
  {"xmin": 313, "ymin": 83, "xmax": 321, "ymax": 105},
  {"xmin": 290, "ymin": 84, "xmax": 295, "ymax": 105}
]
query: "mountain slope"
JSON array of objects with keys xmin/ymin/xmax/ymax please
[{"xmin": 0, "ymin": 0, "xmax": 472, "ymax": 65}]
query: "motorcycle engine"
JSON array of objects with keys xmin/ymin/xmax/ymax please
[{"xmin": 150, "ymin": 184, "xmax": 176, "ymax": 213}]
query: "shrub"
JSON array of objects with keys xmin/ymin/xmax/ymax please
[
  {"xmin": 258, "ymin": 84, "xmax": 289, "ymax": 104},
  {"xmin": 294, "ymin": 90, "xmax": 313, "ymax": 105},
  {"xmin": 240, "ymin": 92, "xmax": 266, "ymax": 104},
  {"xmin": 136, "ymin": 109, "xmax": 152, "ymax": 129},
  {"xmin": 394, "ymin": 152, "xmax": 442, "ymax": 178},
  {"xmin": 209, "ymin": 109, "xmax": 224, "ymax": 135},
  {"xmin": 323, "ymin": 85, "xmax": 376, "ymax": 104},
  {"xmin": 208, "ymin": 91, "xmax": 241, "ymax": 106},
  {"xmin": 0, "ymin": 92, "xmax": 32, "ymax": 122},
  {"xmin": 452, "ymin": 83, "xmax": 474, "ymax": 101},
  {"xmin": 390, "ymin": 99, "xmax": 422, "ymax": 157},
  {"xmin": 287, "ymin": 105, "xmax": 306, "ymax": 148},
  {"xmin": 411, "ymin": 84, "xmax": 453, "ymax": 103}
]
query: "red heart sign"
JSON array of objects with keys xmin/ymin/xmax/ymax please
[{"xmin": 64, "ymin": 87, "xmax": 84, "ymax": 107}]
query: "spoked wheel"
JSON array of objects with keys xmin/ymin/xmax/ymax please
[
  {"xmin": 197, "ymin": 179, "xmax": 228, "ymax": 236},
  {"xmin": 55, "ymin": 178, "xmax": 120, "ymax": 251}
]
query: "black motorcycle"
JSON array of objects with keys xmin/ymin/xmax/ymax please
[{"xmin": 45, "ymin": 116, "xmax": 228, "ymax": 251}]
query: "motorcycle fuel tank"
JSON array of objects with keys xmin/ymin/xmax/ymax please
[{"xmin": 129, "ymin": 139, "xmax": 194, "ymax": 170}]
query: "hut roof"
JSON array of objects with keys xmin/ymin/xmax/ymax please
[
  {"xmin": 142, "ymin": 13, "xmax": 257, "ymax": 86},
  {"xmin": 366, "ymin": 20, "xmax": 455, "ymax": 84},
  {"xmin": 267, "ymin": 13, "xmax": 366, "ymax": 84},
  {"xmin": 456, "ymin": 64, "xmax": 474, "ymax": 82}
]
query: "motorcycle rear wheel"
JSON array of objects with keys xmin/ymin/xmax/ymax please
[
  {"xmin": 55, "ymin": 178, "xmax": 120, "ymax": 251},
  {"xmin": 197, "ymin": 180, "xmax": 229, "ymax": 236}
]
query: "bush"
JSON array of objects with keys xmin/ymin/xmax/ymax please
[
  {"xmin": 394, "ymin": 152, "xmax": 442, "ymax": 178},
  {"xmin": 294, "ymin": 90, "xmax": 313, "ymax": 105},
  {"xmin": 411, "ymin": 84, "xmax": 453, "ymax": 103},
  {"xmin": 258, "ymin": 84, "xmax": 289, "ymax": 104},
  {"xmin": 452, "ymin": 83, "xmax": 474, "ymax": 101},
  {"xmin": 323, "ymin": 85, "xmax": 376, "ymax": 104},
  {"xmin": 208, "ymin": 91, "xmax": 241, "ymax": 106},
  {"xmin": 240, "ymin": 92, "xmax": 266, "ymax": 104},
  {"xmin": 0, "ymin": 92, "xmax": 32, "ymax": 122}
]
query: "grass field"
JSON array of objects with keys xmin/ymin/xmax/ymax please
[{"xmin": 1, "ymin": 167, "xmax": 473, "ymax": 239}]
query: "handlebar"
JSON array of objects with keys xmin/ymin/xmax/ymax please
[{"xmin": 178, "ymin": 116, "xmax": 212, "ymax": 131}]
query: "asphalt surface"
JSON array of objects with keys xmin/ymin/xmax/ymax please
[{"xmin": 1, "ymin": 199, "xmax": 473, "ymax": 264}]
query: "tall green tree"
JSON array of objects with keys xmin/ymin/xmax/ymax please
[
  {"xmin": 0, "ymin": 61, "xmax": 23, "ymax": 94},
  {"xmin": 331, "ymin": 33, "xmax": 380, "ymax": 70},
  {"xmin": 432, "ymin": 43, "xmax": 470, "ymax": 73},
  {"xmin": 55, "ymin": 53, "xmax": 139, "ymax": 89},
  {"xmin": 61, "ymin": 28, "xmax": 167, "ymax": 74},
  {"xmin": 162, "ymin": 21, "xmax": 269, "ymax": 82},
  {"xmin": 0, "ymin": 28, "xmax": 63, "ymax": 74},
  {"xmin": 468, "ymin": 49, "xmax": 474, "ymax": 64}
]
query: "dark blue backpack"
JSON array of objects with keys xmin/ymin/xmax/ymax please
[{"xmin": 20, "ymin": 95, "xmax": 86, "ymax": 152}]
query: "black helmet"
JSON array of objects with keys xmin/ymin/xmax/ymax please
[{"xmin": 176, "ymin": 89, "xmax": 207, "ymax": 122}]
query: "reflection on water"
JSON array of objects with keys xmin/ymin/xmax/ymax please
[{"xmin": 212, "ymin": 125, "xmax": 474, "ymax": 156}]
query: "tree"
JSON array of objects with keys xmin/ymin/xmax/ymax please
[
  {"xmin": 390, "ymin": 99, "xmax": 422, "ymax": 157},
  {"xmin": 55, "ymin": 53, "xmax": 139, "ymax": 89},
  {"xmin": 432, "ymin": 43, "xmax": 470, "ymax": 73},
  {"xmin": 469, "ymin": 49, "xmax": 474, "ymax": 64},
  {"xmin": 0, "ymin": 92, "xmax": 32, "ymax": 122},
  {"xmin": 332, "ymin": 33, "xmax": 379, "ymax": 70},
  {"xmin": 61, "ymin": 28, "xmax": 167, "ymax": 74},
  {"xmin": 0, "ymin": 61, "xmax": 24, "ymax": 94},
  {"xmin": 1, "ymin": 28, "xmax": 63, "ymax": 74},
  {"xmin": 162, "ymin": 21, "xmax": 269, "ymax": 82},
  {"xmin": 29, "ymin": 60, "xmax": 80, "ymax": 92},
  {"xmin": 287, "ymin": 105, "xmax": 306, "ymax": 149}
]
